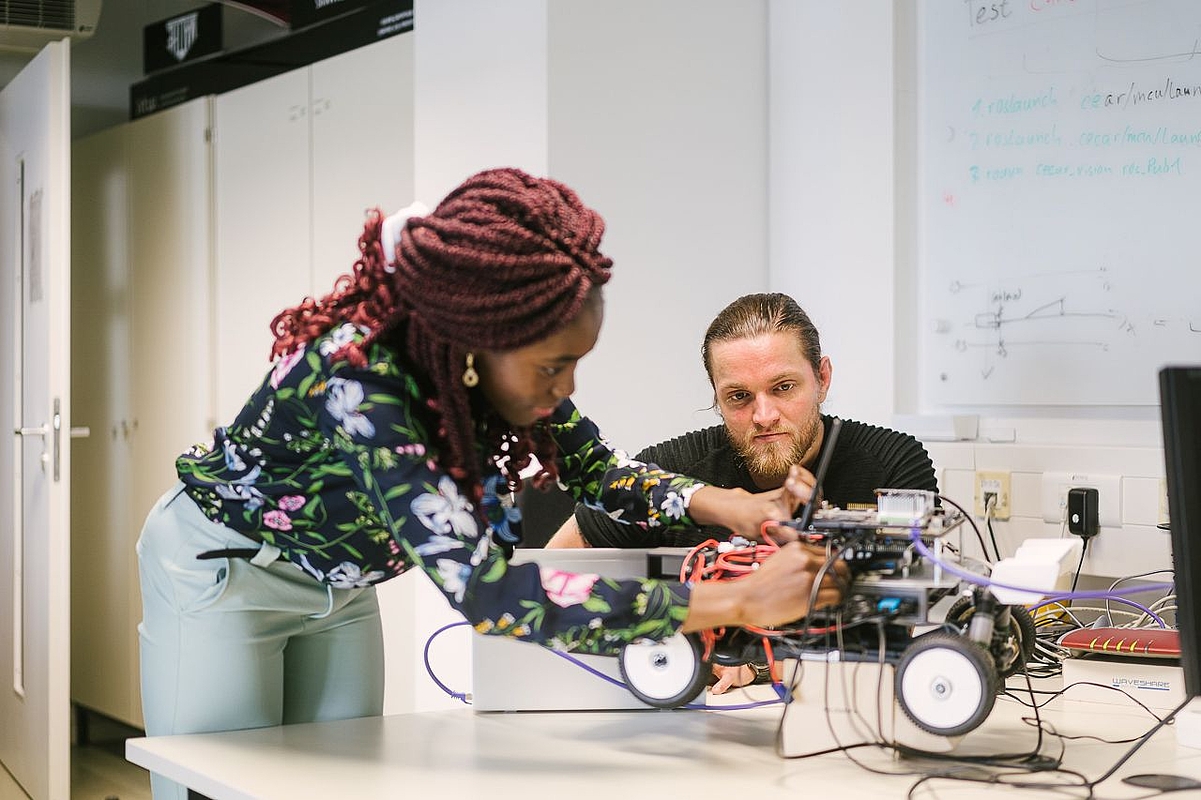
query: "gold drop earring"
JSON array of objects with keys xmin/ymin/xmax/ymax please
[{"xmin": 462, "ymin": 352, "xmax": 480, "ymax": 387}]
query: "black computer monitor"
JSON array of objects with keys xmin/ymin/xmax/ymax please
[{"xmin": 1160, "ymin": 366, "xmax": 1201, "ymax": 699}]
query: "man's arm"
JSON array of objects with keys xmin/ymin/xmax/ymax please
[
  {"xmin": 884, "ymin": 430, "xmax": 939, "ymax": 492},
  {"xmin": 570, "ymin": 500, "xmax": 669, "ymax": 548},
  {"xmin": 546, "ymin": 515, "xmax": 590, "ymax": 548}
]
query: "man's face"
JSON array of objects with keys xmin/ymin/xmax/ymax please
[{"xmin": 709, "ymin": 332, "xmax": 831, "ymax": 489}]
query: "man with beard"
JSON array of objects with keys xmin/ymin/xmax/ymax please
[
  {"xmin": 543, "ymin": 293, "xmax": 936, "ymax": 692},
  {"xmin": 546, "ymin": 292, "xmax": 937, "ymax": 549}
]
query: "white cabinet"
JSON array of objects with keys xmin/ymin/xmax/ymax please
[
  {"xmin": 213, "ymin": 33, "xmax": 415, "ymax": 423},
  {"xmin": 210, "ymin": 32, "xmax": 417, "ymax": 716},
  {"xmin": 69, "ymin": 33, "xmax": 414, "ymax": 729},
  {"xmin": 71, "ymin": 97, "xmax": 215, "ymax": 728}
]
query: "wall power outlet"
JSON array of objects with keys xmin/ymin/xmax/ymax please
[{"xmin": 1040, "ymin": 472, "xmax": 1122, "ymax": 527}]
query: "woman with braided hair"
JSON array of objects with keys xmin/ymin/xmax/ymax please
[{"xmin": 136, "ymin": 167, "xmax": 837, "ymax": 799}]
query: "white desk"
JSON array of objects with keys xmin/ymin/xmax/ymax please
[{"xmin": 127, "ymin": 689, "xmax": 1201, "ymax": 800}]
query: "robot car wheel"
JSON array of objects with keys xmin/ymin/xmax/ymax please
[
  {"xmin": 945, "ymin": 597, "xmax": 1037, "ymax": 678},
  {"xmin": 618, "ymin": 631, "xmax": 709, "ymax": 709},
  {"xmin": 895, "ymin": 631, "xmax": 999, "ymax": 737}
]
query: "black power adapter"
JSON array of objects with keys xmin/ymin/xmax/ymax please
[{"xmin": 1067, "ymin": 487, "xmax": 1100, "ymax": 538}]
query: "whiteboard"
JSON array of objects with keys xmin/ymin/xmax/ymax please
[{"xmin": 918, "ymin": 0, "xmax": 1201, "ymax": 406}]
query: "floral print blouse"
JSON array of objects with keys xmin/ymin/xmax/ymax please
[{"xmin": 176, "ymin": 323, "xmax": 705, "ymax": 655}]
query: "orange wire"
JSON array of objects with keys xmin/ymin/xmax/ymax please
[
  {"xmin": 761, "ymin": 636, "xmax": 778, "ymax": 683},
  {"xmin": 684, "ymin": 532, "xmax": 842, "ymax": 662}
]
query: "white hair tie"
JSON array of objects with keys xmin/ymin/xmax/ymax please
[{"xmin": 380, "ymin": 200, "xmax": 430, "ymax": 272}]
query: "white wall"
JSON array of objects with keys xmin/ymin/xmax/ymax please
[
  {"xmin": 385, "ymin": 0, "xmax": 770, "ymax": 714},
  {"xmin": 548, "ymin": 2, "xmax": 769, "ymax": 451},
  {"xmin": 381, "ymin": 0, "xmax": 1178, "ymax": 717},
  {"xmin": 79, "ymin": 1, "xmax": 1176, "ymax": 718},
  {"xmin": 384, "ymin": 0, "xmax": 555, "ymax": 716},
  {"xmin": 768, "ymin": 1, "xmax": 897, "ymax": 428},
  {"xmin": 412, "ymin": 0, "xmax": 549, "ymax": 201},
  {"xmin": 766, "ymin": 1, "xmax": 1172, "ymax": 579}
]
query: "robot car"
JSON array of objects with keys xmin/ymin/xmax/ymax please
[{"xmin": 615, "ymin": 487, "xmax": 1039, "ymax": 740}]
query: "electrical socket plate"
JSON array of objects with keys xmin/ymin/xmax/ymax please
[
  {"xmin": 974, "ymin": 470, "xmax": 1011, "ymax": 519},
  {"xmin": 1041, "ymin": 472, "xmax": 1122, "ymax": 527},
  {"xmin": 1160, "ymin": 478, "xmax": 1171, "ymax": 526}
]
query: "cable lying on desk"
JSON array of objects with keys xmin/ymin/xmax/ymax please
[
  {"xmin": 422, "ymin": 563, "xmax": 1187, "ymax": 796},
  {"xmin": 421, "ymin": 619, "xmax": 785, "ymax": 711}
]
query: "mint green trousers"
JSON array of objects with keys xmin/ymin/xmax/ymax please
[{"xmin": 136, "ymin": 484, "xmax": 384, "ymax": 800}]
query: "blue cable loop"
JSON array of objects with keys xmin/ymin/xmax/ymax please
[
  {"xmin": 906, "ymin": 527, "xmax": 1172, "ymax": 626},
  {"xmin": 422, "ymin": 621, "xmax": 786, "ymax": 710},
  {"xmin": 424, "ymin": 621, "xmax": 472, "ymax": 704}
]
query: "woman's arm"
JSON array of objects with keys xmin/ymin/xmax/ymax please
[
  {"xmin": 322, "ymin": 367, "xmax": 694, "ymax": 655},
  {"xmin": 550, "ymin": 401, "xmax": 821, "ymax": 542},
  {"xmin": 679, "ymin": 541, "xmax": 841, "ymax": 632}
]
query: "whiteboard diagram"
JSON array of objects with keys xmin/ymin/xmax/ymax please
[{"xmin": 918, "ymin": 0, "xmax": 1201, "ymax": 405}]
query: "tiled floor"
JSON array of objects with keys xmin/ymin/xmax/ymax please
[
  {"xmin": 0, "ymin": 767, "xmax": 27, "ymax": 800},
  {"xmin": 0, "ymin": 711, "xmax": 152, "ymax": 800}
]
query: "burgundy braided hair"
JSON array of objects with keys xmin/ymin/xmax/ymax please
[{"xmin": 269, "ymin": 167, "xmax": 613, "ymax": 500}]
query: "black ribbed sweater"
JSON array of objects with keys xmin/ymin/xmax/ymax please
[{"xmin": 575, "ymin": 416, "xmax": 938, "ymax": 548}]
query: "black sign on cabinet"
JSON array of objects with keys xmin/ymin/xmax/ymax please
[
  {"xmin": 144, "ymin": 4, "xmax": 224, "ymax": 75},
  {"xmin": 131, "ymin": 0, "xmax": 413, "ymax": 120}
]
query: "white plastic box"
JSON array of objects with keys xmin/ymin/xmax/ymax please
[{"xmin": 1060, "ymin": 657, "xmax": 1186, "ymax": 713}]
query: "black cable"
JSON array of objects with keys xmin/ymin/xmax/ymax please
[
  {"xmin": 899, "ymin": 682, "xmax": 1188, "ymax": 798},
  {"xmin": 905, "ymin": 764, "xmax": 1095, "ymax": 799},
  {"xmin": 1068, "ymin": 537, "xmax": 1089, "ymax": 594},
  {"xmin": 759, "ymin": 501, "xmax": 1182, "ymax": 798},
  {"xmin": 1050, "ymin": 682, "xmax": 1169, "ymax": 729},
  {"xmin": 774, "ymin": 541, "xmax": 854, "ymax": 756},
  {"xmin": 935, "ymin": 493, "xmax": 993, "ymax": 564},
  {"xmin": 896, "ymin": 672, "xmax": 1058, "ymax": 766},
  {"xmin": 1081, "ymin": 695, "xmax": 1190, "ymax": 793},
  {"xmin": 985, "ymin": 505, "xmax": 1002, "ymax": 563},
  {"xmin": 777, "ymin": 628, "xmax": 1063, "ymax": 787}
]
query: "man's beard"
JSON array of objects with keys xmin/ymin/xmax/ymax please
[{"xmin": 734, "ymin": 411, "xmax": 822, "ymax": 485}]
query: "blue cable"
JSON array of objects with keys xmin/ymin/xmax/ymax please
[
  {"xmin": 907, "ymin": 528, "xmax": 1172, "ymax": 626},
  {"xmin": 547, "ymin": 649, "xmax": 787, "ymax": 710},
  {"xmin": 422, "ymin": 621, "xmax": 785, "ymax": 710},
  {"xmin": 423, "ymin": 620, "xmax": 472, "ymax": 704}
]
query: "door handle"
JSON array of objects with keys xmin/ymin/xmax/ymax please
[
  {"xmin": 13, "ymin": 399, "xmax": 72, "ymax": 480},
  {"xmin": 14, "ymin": 425, "xmax": 47, "ymax": 437}
]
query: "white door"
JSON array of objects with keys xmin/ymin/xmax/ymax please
[{"xmin": 0, "ymin": 40, "xmax": 73, "ymax": 800}]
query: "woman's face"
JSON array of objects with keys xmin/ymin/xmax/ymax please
[{"xmin": 476, "ymin": 291, "xmax": 604, "ymax": 427}]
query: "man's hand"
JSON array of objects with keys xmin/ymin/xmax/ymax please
[
  {"xmin": 688, "ymin": 463, "xmax": 819, "ymax": 542},
  {"xmin": 710, "ymin": 664, "xmax": 756, "ymax": 695}
]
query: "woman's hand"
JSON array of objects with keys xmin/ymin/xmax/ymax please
[
  {"xmin": 681, "ymin": 541, "xmax": 846, "ymax": 633},
  {"xmin": 687, "ymin": 464, "xmax": 818, "ymax": 541}
]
